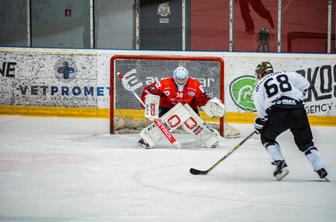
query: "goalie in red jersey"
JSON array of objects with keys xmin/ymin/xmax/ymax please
[
  {"xmin": 138, "ymin": 66, "xmax": 226, "ymax": 149},
  {"xmin": 141, "ymin": 66, "xmax": 211, "ymax": 116}
]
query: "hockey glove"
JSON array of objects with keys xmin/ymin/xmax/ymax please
[
  {"xmin": 201, "ymin": 97, "xmax": 225, "ymax": 117},
  {"xmin": 254, "ymin": 117, "xmax": 266, "ymax": 134}
]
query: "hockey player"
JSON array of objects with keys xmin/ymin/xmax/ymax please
[
  {"xmin": 253, "ymin": 61, "xmax": 328, "ymax": 180},
  {"xmin": 138, "ymin": 66, "xmax": 225, "ymax": 149}
]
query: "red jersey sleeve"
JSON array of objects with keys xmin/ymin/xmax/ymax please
[
  {"xmin": 194, "ymin": 82, "xmax": 210, "ymax": 107},
  {"xmin": 140, "ymin": 81, "xmax": 162, "ymax": 107}
]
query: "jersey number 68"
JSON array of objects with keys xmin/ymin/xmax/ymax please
[{"xmin": 264, "ymin": 74, "xmax": 292, "ymax": 98}]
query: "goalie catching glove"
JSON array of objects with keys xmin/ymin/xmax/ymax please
[{"xmin": 201, "ymin": 97, "xmax": 225, "ymax": 117}]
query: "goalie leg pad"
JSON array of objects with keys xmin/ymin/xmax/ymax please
[
  {"xmin": 139, "ymin": 124, "xmax": 163, "ymax": 148},
  {"xmin": 159, "ymin": 103, "xmax": 191, "ymax": 132},
  {"xmin": 182, "ymin": 104, "xmax": 219, "ymax": 148},
  {"xmin": 139, "ymin": 103, "xmax": 190, "ymax": 148}
]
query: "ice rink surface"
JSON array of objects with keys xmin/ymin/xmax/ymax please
[{"xmin": 0, "ymin": 116, "xmax": 335, "ymax": 222}]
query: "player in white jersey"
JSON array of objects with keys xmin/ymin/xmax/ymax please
[{"xmin": 253, "ymin": 61, "xmax": 328, "ymax": 181}]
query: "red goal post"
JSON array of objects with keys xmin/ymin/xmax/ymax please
[{"xmin": 110, "ymin": 54, "xmax": 226, "ymax": 136}]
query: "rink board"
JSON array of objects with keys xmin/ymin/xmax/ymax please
[{"xmin": 0, "ymin": 47, "xmax": 336, "ymax": 126}]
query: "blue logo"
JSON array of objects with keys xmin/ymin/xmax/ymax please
[
  {"xmin": 57, "ymin": 61, "xmax": 75, "ymax": 79},
  {"xmin": 54, "ymin": 58, "xmax": 77, "ymax": 82}
]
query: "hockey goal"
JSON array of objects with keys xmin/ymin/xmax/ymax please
[{"xmin": 110, "ymin": 54, "xmax": 239, "ymax": 137}]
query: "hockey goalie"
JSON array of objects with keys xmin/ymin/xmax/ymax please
[{"xmin": 137, "ymin": 66, "xmax": 227, "ymax": 149}]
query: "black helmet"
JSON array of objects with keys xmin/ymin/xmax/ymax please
[{"xmin": 255, "ymin": 61, "xmax": 273, "ymax": 77}]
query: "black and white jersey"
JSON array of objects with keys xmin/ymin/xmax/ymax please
[{"xmin": 253, "ymin": 71, "xmax": 310, "ymax": 119}]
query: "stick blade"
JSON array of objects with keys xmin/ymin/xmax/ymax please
[{"xmin": 190, "ymin": 168, "xmax": 208, "ymax": 175}]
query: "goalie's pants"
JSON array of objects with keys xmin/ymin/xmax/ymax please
[
  {"xmin": 260, "ymin": 105, "xmax": 314, "ymax": 152},
  {"xmin": 159, "ymin": 106, "xmax": 199, "ymax": 117}
]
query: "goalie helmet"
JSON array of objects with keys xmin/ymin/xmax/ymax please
[
  {"xmin": 173, "ymin": 66, "xmax": 189, "ymax": 91},
  {"xmin": 255, "ymin": 61, "xmax": 273, "ymax": 79}
]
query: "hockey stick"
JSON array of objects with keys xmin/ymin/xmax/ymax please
[
  {"xmin": 117, "ymin": 71, "xmax": 181, "ymax": 148},
  {"xmin": 190, "ymin": 130, "xmax": 256, "ymax": 175},
  {"xmin": 117, "ymin": 70, "xmax": 145, "ymax": 106}
]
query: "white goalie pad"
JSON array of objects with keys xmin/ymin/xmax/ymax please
[
  {"xmin": 201, "ymin": 97, "xmax": 225, "ymax": 117},
  {"xmin": 139, "ymin": 103, "xmax": 190, "ymax": 148},
  {"xmin": 182, "ymin": 104, "xmax": 220, "ymax": 148},
  {"xmin": 145, "ymin": 94, "xmax": 160, "ymax": 121}
]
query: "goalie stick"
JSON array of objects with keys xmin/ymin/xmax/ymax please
[
  {"xmin": 117, "ymin": 71, "xmax": 181, "ymax": 148},
  {"xmin": 190, "ymin": 130, "xmax": 256, "ymax": 175}
]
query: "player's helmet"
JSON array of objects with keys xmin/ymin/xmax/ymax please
[
  {"xmin": 255, "ymin": 61, "xmax": 273, "ymax": 78},
  {"xmin": 173, "ymin": 66, "xmax": 189, "ymax": 87}
]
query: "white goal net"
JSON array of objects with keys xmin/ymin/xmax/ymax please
[{"xmin": 110, "ymin": 55, "xmax": 239, "ymax": 138}]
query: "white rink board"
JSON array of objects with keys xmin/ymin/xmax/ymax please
[
  {"xmin": 224, "ymin": 53, "xmax": 336, "ymax": 116},
  {"xmin": 0, "ymin": 47, "xmax": 336, "ymax": 118}
]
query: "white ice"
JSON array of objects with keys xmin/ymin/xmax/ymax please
[{"xmin": 0, "ymin": 116, "xmax": 335, "ymax": 222}]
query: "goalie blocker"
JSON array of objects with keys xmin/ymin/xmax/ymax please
[{"xmin": 139, "ymin": 102, "xmax": 220, "ymax": 149}]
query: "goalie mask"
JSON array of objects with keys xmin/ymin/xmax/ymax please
[
  {"xmin": 173, "ymin": 66, "xmax": 189, "ymax": 91},
  {"xmin": 255, "ymin": 61, "xmax": 273, "ymax": 79}
]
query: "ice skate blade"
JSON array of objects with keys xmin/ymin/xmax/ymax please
[
  {"xmin": 137, "ymin": 144, "xmax": 151, "ymax": 149},
  {"xmin": 275, "ymin": 169, "xmax": 289, "ymax": 181}
]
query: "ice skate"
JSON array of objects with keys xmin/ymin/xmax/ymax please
[
  {"xmin": 272, "ymin": 160, "xmax": 289, "ymax": 181},
  {"xmin": 137, "ymin": 138, "xmax": 151, "ymax": 149},
  {"xmin": 210, "ymin": 141, "xmax": 218, "ymax": 149},
  {"xmin": 315, "ymin": 168, "xmax": 328, "ymax": 180}
]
